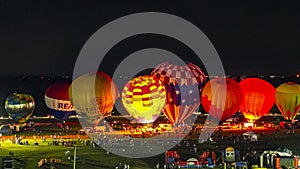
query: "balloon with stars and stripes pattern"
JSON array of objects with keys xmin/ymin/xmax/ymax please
[{"xmin": 151, "ymin": 62, "xmax": 206, "ymax": 124}]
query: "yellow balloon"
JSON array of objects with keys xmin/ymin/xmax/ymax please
[
  {"xmin": 275, "ymin": 82, "xmax": 300, "ymax": 121},
  {"xmin": 69, "ymin": 72, "xmax": 119, "ymax": 126},
  {"xmin": 122, "ymin": 75, "xmax": 166, "ymax": 123}
]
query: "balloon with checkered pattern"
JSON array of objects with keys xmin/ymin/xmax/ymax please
[
  {"xmin": 122, "ymin": 75, "xmax": 166, "ymax": 123},
  {"xmin": 5, "ymin": 93, "xmax": 35, "ymax": 126},
  {"xmin": 151, "ymin": 62, "xmax": 206, "ymax": 124}
]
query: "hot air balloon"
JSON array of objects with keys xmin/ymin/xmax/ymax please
[
  {"xmin": 122, "ymin": 75, "xmax": 166, "ymax": 123},
  {"xmin": 5, "ymin": 93, "xmax": 35, "ymax": 126},
  {"xmin": 239, "ymin": 78, "xmax": 275, "ymax": 121},
  {"xmin": 201, "ymin": 77, "xmax": 243, "ymax": 123},
  {"xmin": 44, "ymin": 82, "xmax": 75, "ymax": 120},
  {"xmin": 151, "ymin": 62, "xmax": 206, "ymax": 124},
  {"xmin": 69, "ymin": 72, "xmax": 119, "ymax": 127},
  {"xmin": 275, "ymin": 82, "xmax": 300, "ymax": 121}
]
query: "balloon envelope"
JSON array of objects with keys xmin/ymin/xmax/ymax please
[
  {"xmin": 201, "ymin": 77, "xmax": 243, "ymax": 122},
  {"xmin": 44, "ymin": 82, "xmax": 75, "ymax": 120},
  {"xmin": 122, "ymin": 75, "xmax": 166, "ymax": 123},
  {"xmin": 151, "ymin": 62, "xmax": 206, "ymax": 124},
  {"xmin": 69, "ymin": 72, "xmax": 119, "ymax": 126},
  {"xmin": 275, "ymin": 82, "xmax": 300, "ymax": 121},
  {"xmin": 5, "ymin": 93, "xmax": 35, "ymax": 125},
  {"xmin": 239, "ymin": 78, "xmax": 275, "ymax": 121}
]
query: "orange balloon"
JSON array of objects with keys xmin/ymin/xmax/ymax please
[
  {"xmin": 240, "ymin": 78, "xmax": 275, "ymax": 121},
  {"xmin": 201, "ymin": 77, "xmax": 243, "ymax": 122}
]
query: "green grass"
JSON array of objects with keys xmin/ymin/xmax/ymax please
[
  {"xmin": 2, "ymin": 126, "xmax": 300, "ymax": 169},
  {"xmin": 0, "ymin": 138, "xmax": 157, "ymax": 169},
  {"xmin": 0, "ymin": 124, "xmax": 159, "ymax": 169}
]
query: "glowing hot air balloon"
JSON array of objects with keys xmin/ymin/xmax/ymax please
[
  {"xmin": 151, "ymin": 62, "xmax": 206, "ymax": 124},
  {"xmin": 201, "ymin": 77, "xmax": 243, "ymax": 123},
  {"xmin": 44, "ymin": 82, "xmax": 76, "ymax": 120},
  {"xmin": 5, "ymin": 93, "xmax": 35, "ymax": 126},
  {"xmin": 275, "ymin": 82, "xmax": 300, "ymax": 121},
  {"xmin": 122, "ymin": 75, "xmax": 166, "ymax": 123},
  {"xmin": 239, "ymin": 78, "xmax": 275, "ymax": 121},
  {"xmin": 69, "ymin": 72, "xmax": 119, "ymax": 127}
]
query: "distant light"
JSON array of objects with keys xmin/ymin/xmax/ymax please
[
  {"xmin": 270, "ymin": 75, "xmax": 275, "ymax": 78},
  {"xmin": 193, "ymin": 112, "xmax": 202, "ymax": 115},
  {"xmin": 244, "ymin": 122, "xmax": 254, "ymax": 128}
]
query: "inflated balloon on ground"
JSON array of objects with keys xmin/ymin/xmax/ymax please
[
  {"xmin": 5, "ymin": 93, "xmax": 35, "ymax": 126},
  {"xmin": 239, "ymin": 78, "xmax": 275, "ymax": 121},
  {"xmin": 275, "ymin": 82, "xmax": 300, "ymax": 121},
  {"xmin": 44, "ymin": 82, "xmax": 76, "ymax": 120},
  {"xmin": 122, "ymin": 75, "xmax": 166, "ymax": 123},
  {"xmin": 151, "ymin": 62, "xmax": 206, "ymax": 124},
  {"xmin": 201, "ymin": 77, "xmax": 243, "ymax": 123},
  {"xmin": 69, "ymin": 72, "xmax": 119, "ymax": 127}
]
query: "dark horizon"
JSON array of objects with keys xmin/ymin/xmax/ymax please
[
  {"xmin": 0, "ymin": 1, "xmax": 299, "ymax": 77},
  {"xmin": 0, "ymin": 75, "xmax": 299, "ymax": 117}
]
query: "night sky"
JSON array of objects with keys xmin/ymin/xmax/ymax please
[{"xmin": 0, "ymin": 0, "xmax": 299, "ymax": 77}]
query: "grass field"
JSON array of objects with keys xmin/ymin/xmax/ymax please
[
  {"xmin": 0, "ymin": 138, "xmax": 159, "ymax": 169},
  {"xmin": 0, "ymin": 123, "xmax": 161, "ymax": 169},
  {"xmin": 1, "ymin": 131, "xmax": 300, "ymax": 169},
  {"xmin": 1, "ymin": 123, "xmax": 300, "ymax": 169}
]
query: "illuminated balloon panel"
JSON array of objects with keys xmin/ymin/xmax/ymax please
[
  {"xmin": 5, "ymin": 93, "xmax": 35, "ymax": 125},
  {"xmin": 69, "ymin": 72, "xmax": 119, "ymax": 126},
  {"xmin": 201, "ymin": 77, "xmax": 243, "ymax": 122},
  {"xmin": 239, "ymin": 78, "xmax": 275, "ymax": 121},
  {"xmin": 44, "ymin": 82, "xmax": 75, "ymax": 120},
  {"xmin": 122, "ymin": 75, "xmax": 166, "ymax": 123},
  {"xmin": 275, "ymin": 82, "xmax": 300, "ymax": 121},
  {"xmin": 151, "ymin": 62, "xmax": 206, "ymax": 124}
]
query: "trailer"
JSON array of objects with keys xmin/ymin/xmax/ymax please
[
  {"xmin": 165, "ymin": 151, "xmax": 216, "ymax": 168},
  {"xmin": 259, "ymin": 149, "xmax": 299, "ymax": 169}
]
